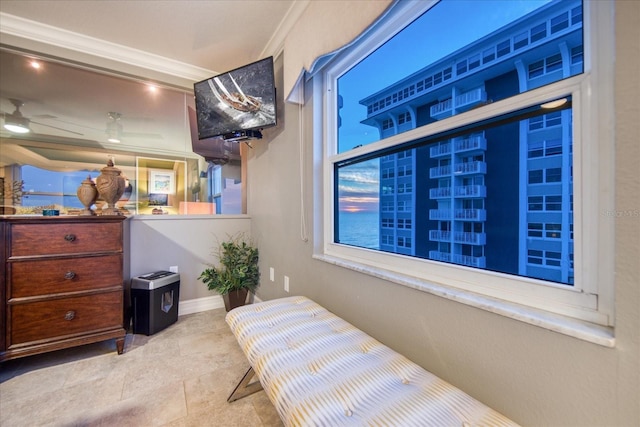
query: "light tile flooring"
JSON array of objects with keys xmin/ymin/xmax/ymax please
[{"xmin": 0, "ymin": 308, "xmax": 283, "ymax": 427}]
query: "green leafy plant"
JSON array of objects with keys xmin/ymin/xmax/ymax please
[{"xmin": 198, "ymin": 233, "xmax": 260, "ymax": 295}]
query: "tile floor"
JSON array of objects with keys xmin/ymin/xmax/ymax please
[{"xmin": 0, "ymin": 308, "xmax": 283, "ymax": 427}]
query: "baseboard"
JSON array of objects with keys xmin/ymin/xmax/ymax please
[
  {"xmin": 178, "ymin": 293, "xmax": 264, "ymax": 316},
  {"xmin": 178, "ymin": 295, "xmax": 224, "ymax": 316}
]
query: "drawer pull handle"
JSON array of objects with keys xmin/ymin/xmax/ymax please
[
  {"xmin": 64, "ymin": 271, "xmax": 76, "ymax": 280},
  {"xmin": 64, "ymin": 234, "xmax": 76, "ymax": 242},
  {"xmin": 64, "ymin": 310, "xmax": 76, "ymax": 321}
]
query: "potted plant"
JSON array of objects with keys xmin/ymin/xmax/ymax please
[{"xmin": 198, "ymin": 233, "xmax": 260, "ymax": 311}]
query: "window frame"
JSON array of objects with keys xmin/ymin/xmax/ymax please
[{"xmin": 312, "ymin": 0, "xmax": 615, "ymax": 346}]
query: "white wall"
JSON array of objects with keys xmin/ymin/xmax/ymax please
[{"xmin": 247, "ymin": 3, "xmax": 640, "ymax": 426}]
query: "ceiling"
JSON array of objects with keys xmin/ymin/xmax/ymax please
[
  {"xmin": 0, "ymin": 0, "xmax": 302, "ymax": 168},
  {"xmin": 0, "ymin": 0, "xmax": 299, "ymax": 74}
]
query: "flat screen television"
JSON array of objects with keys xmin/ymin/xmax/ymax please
[
  {"xmin": 148, "ymin": 193, "xmax": 169, "ymax": 206},
  {"xmin": 194, "ymin": 56, "xmax": 276, "ymax": 140}
]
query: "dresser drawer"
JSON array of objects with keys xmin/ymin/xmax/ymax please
[
  {"xmin": 10, "ymin": 222, "xmax": 122, "ymax": 257},
  {"xmin": 9, "ymin": 292, "xmax": 123, "ymax": 346},
  {"xmin": 9, "ymin": 254, "xmax": 123, "ymax": 298}
]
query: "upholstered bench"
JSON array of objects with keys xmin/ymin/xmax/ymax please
[{"xmin": 226, "ymin": 296, "xmax": 519, "ymax": 426}]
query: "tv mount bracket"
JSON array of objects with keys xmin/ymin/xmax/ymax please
[{"xmin": 222, "ymin": 130, "xmax": 262, "ymax": 145}]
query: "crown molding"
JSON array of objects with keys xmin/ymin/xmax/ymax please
[
  {"xmin": 0, "ymin": 12, "xmax": 215, "ymax": 83},
  {"xmin": 261, "ymin": 0, "xmax": 310, "ymax": 61}
]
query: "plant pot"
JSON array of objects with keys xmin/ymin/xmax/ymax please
[{"xmin": 223, "ymin": 288, "xmax": 249, "ymax": 312}]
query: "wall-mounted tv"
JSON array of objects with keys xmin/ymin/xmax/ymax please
[
  {"xmin": 148, "ymin": 193, "xmax": 169, "ymax": 206},
  {"xmin": 194, "ymin": 56, "xmax": 276, "ymax": 140}
]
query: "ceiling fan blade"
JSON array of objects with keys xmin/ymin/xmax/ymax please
[
  {"xmin": 30, "ymin": 120, "xmax": 84, "ymax": 136},
  {"xmin": 122, "ymin": 132, "xmax": 163, "ymax": 140}
]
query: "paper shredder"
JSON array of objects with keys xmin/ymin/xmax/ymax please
[{"xmin": 131, "ymin": 271, "xmax": 180, "ymax": 335}]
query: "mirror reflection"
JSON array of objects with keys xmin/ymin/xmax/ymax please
[{"xmin": 0, "ymin": 48, "xmax": 242, "ymax": 215}]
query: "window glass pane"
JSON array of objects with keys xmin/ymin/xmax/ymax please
[
  {"xmin": 20, "ymin": 166, "xmax": 100, "ymax": 213},
  {"xmin": 337, "ymin": 0, "xmax": 583, "ymax": 152},
  {"xmin": 336, "ymin": 103, "xmax": 574, "ymax": 286},
  {"xmin": 531, "ymin": 23, "xmax": 547, "ymax": 42}
]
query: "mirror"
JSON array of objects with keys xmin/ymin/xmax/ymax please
[{"xmin": 0, "ymin": 47, "xmax": 228, "ymax": 215}]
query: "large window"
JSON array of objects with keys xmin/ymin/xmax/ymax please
[{"xmin": 317, "ymin": 0, "xmax": 615, "ymax": 341}]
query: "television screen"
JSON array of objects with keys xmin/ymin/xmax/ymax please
[
  {"xmin": 148, "ymin": 193, "xmax": 169, "ymax": 206},
  {"xmin": 194, "ymin": 56, "xmax": 276, "ymax": 139}
]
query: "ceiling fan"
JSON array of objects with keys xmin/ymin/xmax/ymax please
[
  {"xmin": 105, "ymin": 111, "xmax": 163, "ymax": 142},
  {"xmin": 1, "ymin": 98, "xmax": 84, "ymax": 136}
]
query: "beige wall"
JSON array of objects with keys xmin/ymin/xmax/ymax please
[{"xmin": 249, "ymin": 1, "xmax": 640, "ymax": 425}]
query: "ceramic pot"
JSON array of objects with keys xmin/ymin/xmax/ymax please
[
  {"xmin": 96, "ymin": 158, "xmax": 126, "ymax": 215},
  {"xmin": 76, "ymin": 175, "xmax": 98, "ymax": 216}
]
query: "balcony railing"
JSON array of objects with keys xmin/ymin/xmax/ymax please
[
  {"xmin": 429, "ymin": 251, "xmax": 486, "ymax": 268},
  {"xmin": 454, "ymin": 185, "xmax": 486, "ymax": 197},
  {"xmin": 430, "ymin": 88, "xmax": 487, "ymax": 119},
  {"xmin": 429, "ymin": 230, "xmax": 451, "ymax": 241},
  {"xmin": 429, "ymin": 187, "xmax": 452, "ymax": 199},
  {"xmin": 455, "ymin": 136, "xmax": 487, "ymax": 153},
  {"xmin": 430, "ymin": 165, "xmax": 452, "ymax": 178},
  {"xmin": 454, "ymin": 231, "xmax": 486, "ymax": 245},
  {"xmin": 430, "ymin": 142, "xmax": 451, "ymax": 158},
  {"xmin": 429, "ymin": 251, "xmax": 451, "ymax": 263},
  {"xmin": 455, "ymin": 88, "xmax": 487, "ymax": 112},
  {"xmin": 454, "ymin": 208, "xmax": 487, "ymax": 221},
  {"xmin": 453, "ymin": 254, "xmax": 486, "ymax": 268},
  {"xmin": 430, "ymin": 209, "xmax": 486, "ymax": 221},
  {"xmin": 453, "ymin": 161, "xmax": 487, "ymax": 175},
  {"xmin": 429, "ymin": 209, "xmax": 452, "ymax": 220},
  {"xmin": 430, "ymin": 98, "xmax": 452, "ymax": 117}
]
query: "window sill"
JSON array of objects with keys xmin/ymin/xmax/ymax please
[{"xmin": 314, "ymin": 254, "xmax": 615, "ymax": 348}]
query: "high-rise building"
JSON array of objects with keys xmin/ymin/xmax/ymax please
[{"xmin": 359, "ymin": 0, "xmax": 581, "ymax": 285}]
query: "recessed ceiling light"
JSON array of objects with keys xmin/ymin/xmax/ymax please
[{"xmin": 30, "ymin": 60, "xmax": 41, "ymax": 69}]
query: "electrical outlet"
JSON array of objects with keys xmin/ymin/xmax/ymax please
[
  {"xmin": 284, "ymin": 275, "xmax": 290, "ymax": 293},
  {"xmin": 270, "ymin": 267, "xmax": 275, "ymax": 282},
  {"xmin": 169, "ymin": 266, "xmax": 178, "ymax": 273}
]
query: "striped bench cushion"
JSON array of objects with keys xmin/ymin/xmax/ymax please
[{"xmin": 226, "ymin": 296, "xmax": 519, "ymax": 426}]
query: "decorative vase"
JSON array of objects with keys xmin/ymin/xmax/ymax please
[
  {"xmin": 96, "ymin": 158, "xmax": 126, "ymax": 215},
  {"xmin": 76, "ymin": 175, "xmax": 99, "ymax": 216}
]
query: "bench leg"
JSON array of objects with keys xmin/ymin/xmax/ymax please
[{"xmin": 227, "ymin": 367, "xmax": 264, "ymax": 402}]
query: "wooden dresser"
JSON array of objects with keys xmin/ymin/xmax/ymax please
[{"xmin": 0, "ymin": 215, "xmax": 128, "ymax": 362}]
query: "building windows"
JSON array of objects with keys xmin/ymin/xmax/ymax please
[
  {"xmin": 514, "ymin": 31, "xmax": 529, "ymax": 50},
  {"xmin": 321, "ymin": 0, "xmax": 614, "ymax": 339},
  {"xmin": 545, "ymin": 195, "xmax": 562, "ymax": 211},
  {"xmin": 482, "ymin": 47, "xmax": 496, "ymax": 64},
  {"xmin": 571, "ymin": 45, "xmax": 584, "ymax": 64},
  {"xmin": 551, "ymin": 12, "xmax": 569, "ymax": 33},
  {"xmin": 531, "ymin": 23, "xmax": 547, "ymax": 43},
  {"xmin": 528, "ymin": 222, "xmax": 543, "ymax": 237},
  {"xmin": 397, "ymin": 218, "xmax": 412, "ymax": 229},
  {"xmin": 546, "ymin": 167, "xmax": 562, "ymax": 183},
  {"xmin": 529, "ymin": 169, "xmax": 544, "ymax": 184},
  {"xmin": 497, "ymin": 39, "xmax": 511, "ymax": 57},
  {"xmin": 545, "ymin": 223, "xmax": 562, "ymax": 238},
  {"xmin": 529, "ymin": 111, "xmax": 562, "ymax": 130}
]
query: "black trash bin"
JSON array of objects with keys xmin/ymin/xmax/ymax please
[{"xmin": 131, "ymin": 271, "xmax": 180, "ymax": 335}]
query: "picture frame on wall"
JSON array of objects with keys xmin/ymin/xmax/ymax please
[{"xmin": 149, "ymin": 169, "xmax": 175, "ymax": 194}]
